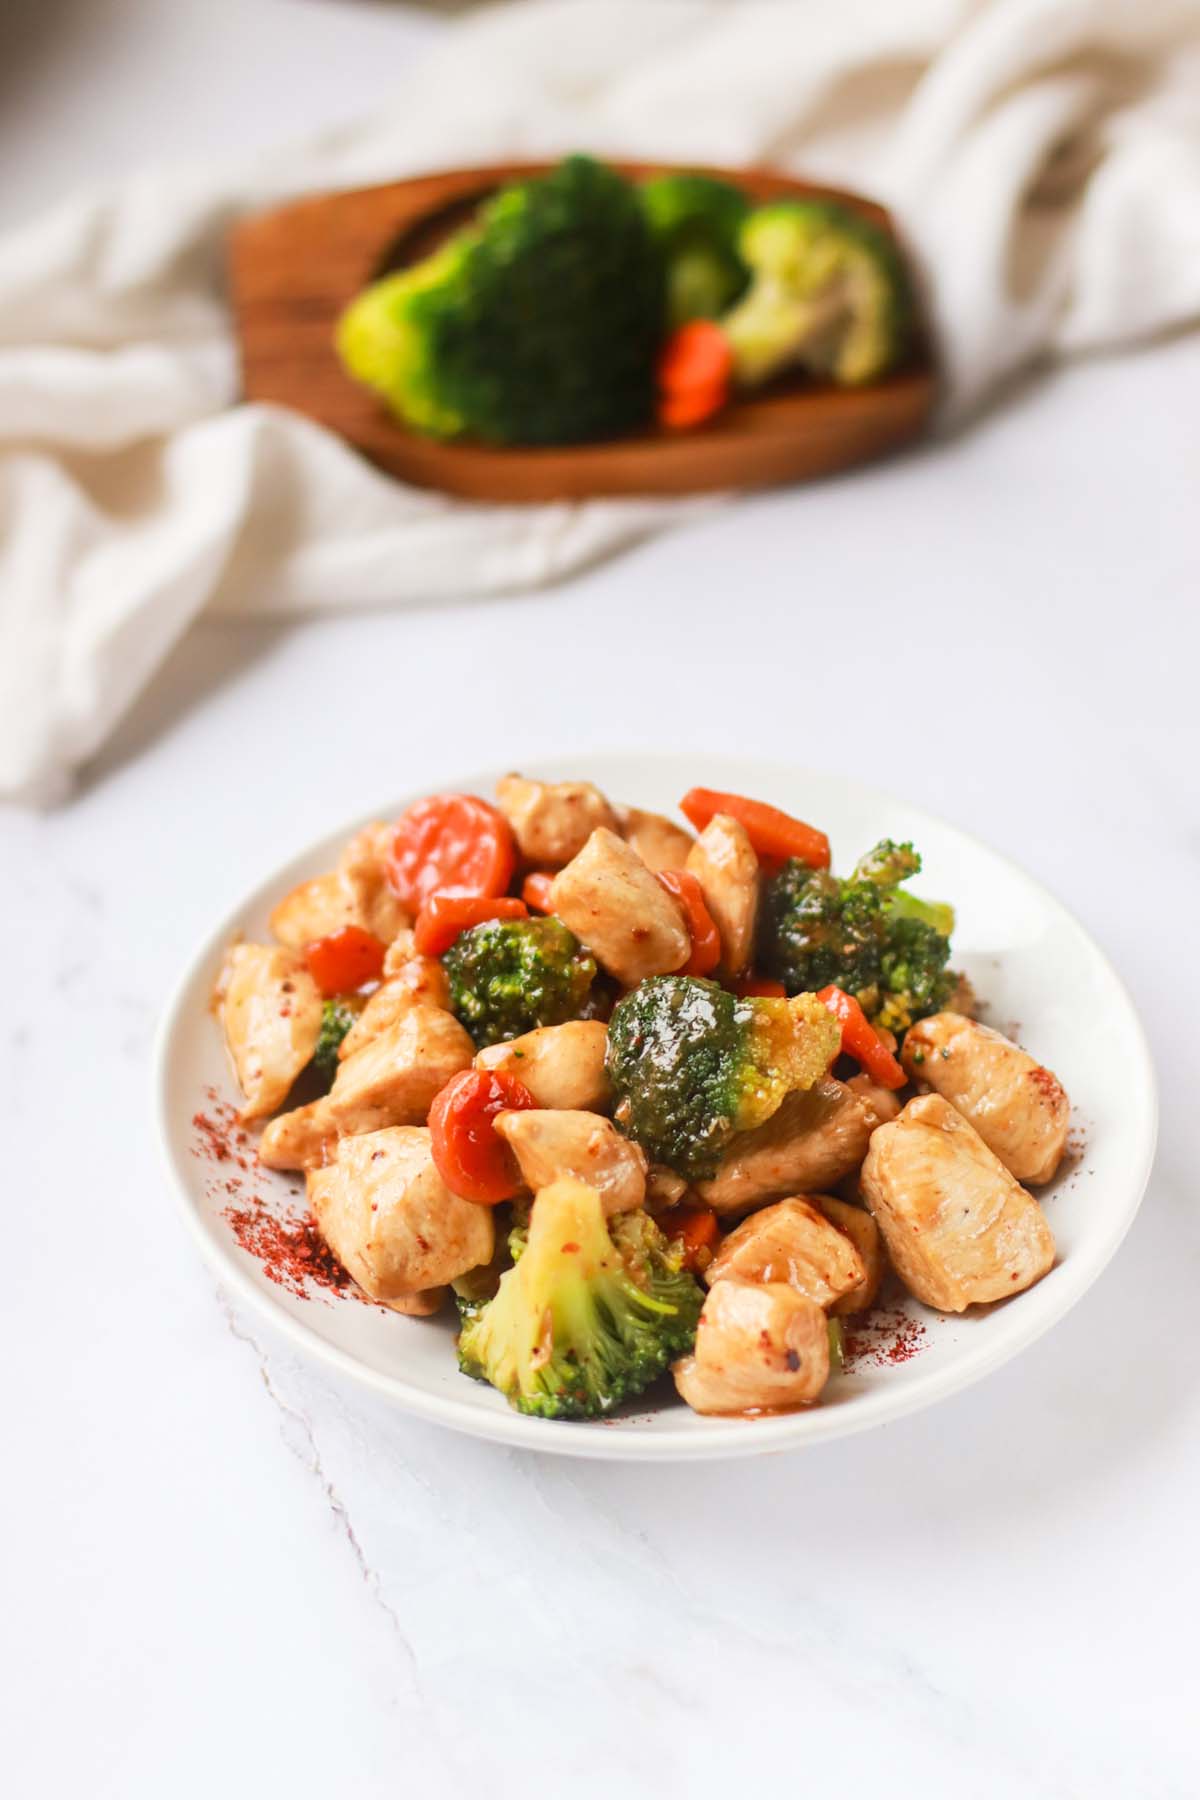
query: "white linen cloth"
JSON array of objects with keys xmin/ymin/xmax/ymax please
[{"xmin": 2, "ymin": 0, "xmax": 1198, "ymax": 802}]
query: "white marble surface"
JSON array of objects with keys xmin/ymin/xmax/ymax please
[{"xmin": 3, "ymin": 4, "xmax": 1199, "ymax": 1796}]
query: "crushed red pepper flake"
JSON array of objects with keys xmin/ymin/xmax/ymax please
[
  {"xmin": 222, "ymin": 1196, "xmax": 355, "ymax": 1301},
  {"xmin": 191, "ymin": 1109, "xmax": 231, "ymax": 1163},
  {"xmin": 842, "ymin": 1304, "xmax": 929, "ymax": 1369},
  {"xmin": 191, "ymin": 1088, "xmax": 367, "ymax": 1304}
]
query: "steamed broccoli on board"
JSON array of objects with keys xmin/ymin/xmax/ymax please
[
  {"xmin": 606, "ymin": 976, "xmax": 840, "ymax": 1182},
  {"xmin": 638, "ymin": 171, "xmax": 750, "ymax": 327},
  {"xmin": 444, "ymin": 916, "xmax": 597, "ymax": 1048},
  {"xmin": 757, "ymin": 838, "xmax": 956, "ymax": 1034},
  {"xmin": 457, "ymin": 1178, "xmax": 703, "ymax": 1419},
  {"xmin": 336, "ymin": 155, "xmax": 665, "ymax": 445},
  {"xmin": 721, "ymin": 198, "xmax": 913, "ymax": 388}
]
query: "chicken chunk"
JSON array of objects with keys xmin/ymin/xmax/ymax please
[
  {"xmin": 844, "ymin": 1072, "xmax": 903, "ymax": 1130},
  {"xmin": 645, "ymin": 1164, "xmax": 689, "ymax": 1208},
  {"xmin": 615, "ymin": 805, "xmax": 695, "ymax": 873},
  {"xmin": 706, "ymin": 1196, "xmax": 866, "ymax": 1310},
  {"xmin": 475, "ymin": 1019, "xmax": 611, "ymax": 1111},
  {"xmin": 860, "ymin": 1094, "xmax": 1056, "ymax": 1312},
  {"xmin": 695, "ymin": 1078, "xmax": 875, "ymax": 1216},
  {"xmin": 269, "ymin": 873, "xmax": 361, "ymax": 949},
  {"xmin": 813, "ymin": 1195, "xmax": 885, "ymax": 1315},
  {"xmin": 328, "ymin": 1003, "xmax": 473, "ymax": 1134},
  {"xmin": 673, "ymin": 1280, "xmax": 830, "ymax": 1414},
  {"xmin": 550, "ymin": 828, "xmax": 689, "ymax": 986},
  {"xmin": 219, "ymin": 944, "xmax": 323, "ymax": 1122},
  {"xmin": 338, "ymin": 980, "xmax": 419, "ymax": 1062},
  {"xmin": 495, "ymin": 774, "xmax": 618, "ymax": 867},
  {"xmin": 379, "ymin": 1286, "xmax": 448, "ymax": 1318},
  {"xmin": 901, "ymin": 1012, "xmax": 1070, "ymax": 1185},
  {"xmin": 494, "ymin": 1109, "xmax": 647, "ymax": 1216},
  {"xmin": 258, "ymin": 1098, "xmax": 338, "ymax": 1172},
  {"xmin": 381, "ymin": 928, "xmax": 452, "ymax": 1009},
  {"xmin": 308, "ymin": 1127, "xmax": 492, "ymax": 1305},
  {"xmin": 337, "ymin": 821, "xmax": 409, "ymax": 943},
  {"xmin": 269, "ymin": 823, "xmax": 407, "ymax": 951},
  {"xmin": 685, "ymin": 813, "xmax": 759, "ymax": 977}
]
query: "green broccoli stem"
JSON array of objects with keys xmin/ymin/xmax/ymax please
[{"xmin": 886, "ymin": 891, "xmax": 955, "ymax": 936}]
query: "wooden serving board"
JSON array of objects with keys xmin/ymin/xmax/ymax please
[{"xmin": 230, "ymin": 161, "xmax": 936, "ymax": 503}]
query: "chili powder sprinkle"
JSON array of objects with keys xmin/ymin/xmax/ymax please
[
  {"xmin": 190, "ymin": 1088, "xmax": 362, "ymax": 1304},
  {"xmin": 842, "ymin": 1305, "xmax": 929, "ymax": 1369},
  {"xmin": 222, "ymin": 1196, "xmax": 354, "ymax": 1301}
]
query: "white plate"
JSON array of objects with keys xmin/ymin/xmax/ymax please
[{"xmin": 156, "ymin": 754, "xmax": 1157, "ymax": 1460}]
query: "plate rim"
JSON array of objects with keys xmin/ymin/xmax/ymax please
[{"xmin": 154, "ymin": 753, "xmax": 1159, "ymax": 1461}]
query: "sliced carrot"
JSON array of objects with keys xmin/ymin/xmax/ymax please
[
  {"xmin": 732, "ymin": 975, "xmax": 787, "ymax": 998},
  {"xmin": 385, "ymin": 793, "xmax": 514, "ymax": 912},
  {"xmin": 428, "ymin": 1069, "xmax": 536, "ymax": 1205},
  {"xmin": 304, "ymin": 925, "xmax": 386, "ymax": 996},
  {"xmin": 413, "ymin": 893, "xmax": 528, "ymax": 958},
  {"xmin": 655, "ymin": 869, "xmax": 721, "ymax": 976},
  {"xmin": 680, "ymin": 787, "xmax": 830, "ymax": 870},
  {"xmin": 521, "ymin": 871, "xmax": 557, "ymax": 914},
  {"xmin": 817, "ymin": 985, "xmax": 906, "ymax": 1090},
  {"xmin": 660, "ymin": 1202, "xmax": 721, "ymax": 1274},
  {"xmin": 657, "ymin": 320, "xmax": 733, "ymax": 395},
  {"xmin": 659, "ymin": 381, "xmax": 728, "ymax": 429},
  {"xmin": 656, "ymin": 321, "xmax": 733, "ymax": 430}
]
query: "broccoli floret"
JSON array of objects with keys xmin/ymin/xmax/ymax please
[
  {"xmin": 758, "ymin": 839, "xmax": 956, "ymax": 1032},
  {"xmin": 452, "ymin": 1225, "xmax": 516, "ymax": 1326},
  {"xmin": 606, "ymin": 975, "xmax": 839, "ymax": 1181},
  {"xmin": 639, "ymin": 171, "xmax": 750, "ymax": 326},
  {"xmin": 457, "ymin": 1178, "xmax": 703, "ymax": 1419},
  {"xmin": 336, "ymin": 155, "xmax": 665, "ymax": 445},
  {"xmin": 444, "ymin": 916, "xmax": 596, "ymax": 1049},
  {"xmin": 852, "ymin": 839, "xmax": 921, "ymax": 889},
  {"xmin": 312, "ymin": 996, "xmax": 364, "ymax": 1083},
  {"xmin": 757, "ymin": 862, "xmax": 886, "ymax": 998},
  {"xmin": 885, "ymin": 889, "xmax": 956, "ymax": 937},
  {"xmin": 720, "ymin": 198, "xmax": 913, "ymax": 388},
  {"xmin": 873, "ymin": 916, "xmax": 957, "ymax": 1035}
]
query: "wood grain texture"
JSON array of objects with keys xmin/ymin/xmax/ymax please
[{"xmin": 230, "ymin": 161, "xmax": 936, "ymax": 503}]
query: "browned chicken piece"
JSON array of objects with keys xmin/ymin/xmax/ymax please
[
  {"xmin": 813, "ymin": 1195, "xmax": 885, "ymax": 1315},
  {"xmin": 336, "ymin": 821, "xmax": 409, "ymax": 943},
  {"xmin": 338, "ymin": 980, "xmax": 418, "ymax": 1062},
  {"xmin": 495, "ymin": 774, "xmax": 618, "ymax": 867},
  {"xmin": 860, "ymin": 1094, "xmax": 1056, "ymax": 1312},
  {"xmin": 381, "ymin": 928, "xmax": 452, "ymax": 1009},
  {"xmin": 685, "ymin": 813, "xmax": 759, "ymax": 977},
  {"xmin": 673, "ymin": 1280, "xmax": 830, "ymax": 1414},
  {"xmin": 695, "ymin": 1078, "xmax": 875, "ymax": 1216},
  {"xmin": 380, "ymin": 1287, "xmax": 448, "ymax": 1317},
  {"xmin": 706, "ymin": 1197, "xmax": 866, "ymax": 1310},
  {"xmin": 382, "ymin": 926, "xmax": 416, "ymax": 976},
  {"xmin": 494, "ymin": 1109, "xmax": 647, "ymax": 1215},
  {"xmin": 259, "ymin": 1098, "xmax": 338, "ymax": 1172},
  {"xmin": 377, "ymin": 1296, "xmax": 447, "ymax": 1324},
  {"xmin": 615, "ymin": 805, "xmax": 695, "ymax": 873},
  {"xmin": 270, "ymin": 824, "xmax": 407, "ymax": 951},
  {"xmin": 844, "ymin": 1072, "xmax": 904, "ymax": 1129},
  {"xmin": 645, "ymin": 1164, "xmax": 689, "ymax": 1209},
  {"xmin": 269, "ymin": 873, "xmax": 362, "ymax": 949},
  {"xmin": 308, "ymin": 1127, "xmax": 492, "ymax": 1306},
  {"xmin": 219, "ymin": 944, "xmax": 324, "ymax": 1122},
  {"xmin": 901, "ymin": 1012, "xmax": 1070, "ymax": 1185},
  {"xmin": 550, "ymin": 828, "xmax": 689, "ymax": 986},
  {"xmin": 475, "ymin": 1019, "xmax": 611, "ymax": 1111},
  {"xmin": 328, "ymin": 1003, "xmax": 473, "ymax": 1134}
]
